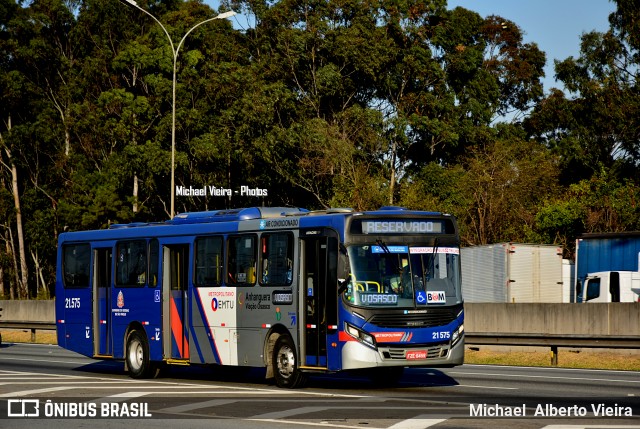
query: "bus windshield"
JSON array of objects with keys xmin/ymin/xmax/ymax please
[{"xmin": 344, "ymin": 244, "xmax": 461, "ymax": 308}]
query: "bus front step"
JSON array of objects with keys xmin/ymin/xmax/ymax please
[
  {"xmin": 299, "ymin": 366, "xmax": 329, "ymax": 372},
  {"xmin": 165, "ymin": 359, "xmax": 190, "ymax": 366}
]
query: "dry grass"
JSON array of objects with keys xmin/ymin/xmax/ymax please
[
  {"xmin": 0, "ymin": 330, "xmax": 58, "ymax": 345},
  {"xmin": 465, "ymin": 347, "xmax": 640, "ymax": 371}
]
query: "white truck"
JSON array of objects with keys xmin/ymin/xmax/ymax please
[
  {"xmin": 461, "ymin": 243, "xmax": 564, "ymax": 302},
  {"xmin": 580, "ymin": 271, "xmax": 640, "ymax": 303}
]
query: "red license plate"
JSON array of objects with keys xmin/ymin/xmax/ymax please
[{"xmin": 406, "ymin": 350, "xmax": 427, "ymax": 360}]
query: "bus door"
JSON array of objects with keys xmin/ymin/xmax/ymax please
[
  {"xmin": 92, "ymin": 248, "xmax": 112, "ymax": 356},
  {"xmin": 162, "ymin": 244, "xmax": 190, "ymax": 360},
  {"xmin": 300, "ymin": 229, "xmax": 339, "ymax": 369}
]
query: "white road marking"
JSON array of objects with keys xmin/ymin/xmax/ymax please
[
  {"xmin": 0, "ymin": 386, "xmax": 74, "ymax": 397},
  {"xmin": 450, "ymin": 370, "xmax": 640, "ymax": 384},
  {"xmin": 387, "ymin": 417, "xmax": 446, "ymax": 429},
  {"xmin": 157, "ymin": 399, "xmax": 239, "ymax": 413},
  {"xmin": 0, "ymin": 356, "xmax": 94, "ymax": 365}
]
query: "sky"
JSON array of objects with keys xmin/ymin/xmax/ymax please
[{"xmin": 207, "ymin": 0, "xmax": 617, "ymax": 94}]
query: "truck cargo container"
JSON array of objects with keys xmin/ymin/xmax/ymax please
[
  {"xmin": 461, "ymin": 243, "xmax": 563, "ymax": 303},
  {"xmin": 562, "ymin": 259, "xmax": 576, "ymax": 303},
  {"xmin": 575, "ymin": 232, "xmax": 640, "ymax": 302}
]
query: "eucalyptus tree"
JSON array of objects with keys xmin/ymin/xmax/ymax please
[
  {"xmin": 224, "ymin": 0, "xmax": 392, "ymax": 209},
  {"xmin": 0, "ymin": 0, "xmax": 82, "ymax": 298},
  {"xmin": 379, "ymin": 5, "xmax": 545, "ymax": 173}
]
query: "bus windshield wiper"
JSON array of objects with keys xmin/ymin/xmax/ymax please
[
  {"xmin": 425, "ymin": 238, "xmax": 439, "ymax": 282},
  {"xmin": 376, "ymin": 239, "xmax": 391, "ymax": 254}
]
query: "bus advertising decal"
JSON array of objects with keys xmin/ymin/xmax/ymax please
[
  {"xmin": 208, "ymin": 290, "xmax": 235, "ymax": 312},
  {"xmin": 194, "ymin": 288, "xmax": 229, "ymax": 364},
  {"xmin": 211, "ymin": 297, "xmax": 234, "ymax": 311},
  {"xmin": 427, "ymin": 291, "xmax": 446, "ymax": 304},
  {"xmin": 245, "ymin": 292, "xmax": 271, "ymax": 310},
  {"xmin": 371, "ymin": 332, "xmax": 413, "ymax": 342},
  {"xmin": 410, "ymin": 247, "xmax": 460, "ymax": 254}
]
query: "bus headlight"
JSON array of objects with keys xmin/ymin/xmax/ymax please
[
  {"xmin": 451, "ymin": 324, "xmax": 464, "ymax": 345},
  {"xmin": 345, "ymin": 322, "xmax": 376, "ymax": 348}
]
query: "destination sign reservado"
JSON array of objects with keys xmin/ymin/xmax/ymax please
[{"xmin": 361, "ymin": 220, "xmax": 443, "ymax": 234}]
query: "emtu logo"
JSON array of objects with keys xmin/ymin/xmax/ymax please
[{"xmin": 211, "ymin": 298, "xmax": 234, "ymax": 311}]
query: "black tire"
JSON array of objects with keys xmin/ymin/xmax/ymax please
[
  {"xmin": 272, "ymin": 335, "xmax": 306, "ymax": 388},
  {"xmin": 126, "ymin": 329, "xmax": 157, "ymax": 379}
]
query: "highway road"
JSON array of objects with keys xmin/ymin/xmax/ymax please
[{"xmin": 0, "ymin": 342, "xmax": 638, "ymax": 428}]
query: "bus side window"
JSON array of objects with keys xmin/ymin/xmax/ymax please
[
  {"xmin": 195, "ymin": 236, "xmax": 223, "ymax": 286},
  {"xmin": 260, "ymin": 233, "xmax": 293, "ymax": 286},
  {"xmin": 149, "ymin": 239, "xmax": 159, "ymax": 287},
  {"xmin": 115, "ymin": 240, "xmax": 147, "ymax": 287},
  {"xmin": 227, "ymin": 235, "xmax": 257, "ymax": 286}
]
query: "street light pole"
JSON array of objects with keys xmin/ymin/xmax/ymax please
[{"xmin": 122, "ymin": 0, "xmax": 236, "ymax": 218}]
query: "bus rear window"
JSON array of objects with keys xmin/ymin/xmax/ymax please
[{"xmin": 63, "ymin": 244, "xmax": 91, "ymax": 288}]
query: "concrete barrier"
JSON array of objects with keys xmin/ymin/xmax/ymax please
[
  {"xmin": 463, "ymin": 303, "xmax": 640, "ymax": 336},
  {"xmin": 0, "ymin": 299, "xmax": 55, "ymax": 322}
]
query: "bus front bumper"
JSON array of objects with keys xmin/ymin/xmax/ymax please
[{"xmin": 341, "ymin": 335, "xmax": 465, "ymax": 370}]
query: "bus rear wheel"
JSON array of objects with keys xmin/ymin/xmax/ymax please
[
  {"xmin": 126, "ymin": 329, "xmax": 157, "ymax": 379},
  {"xmin": 272, "ymin": 335, "xmax": 305, "ymax": 388}
]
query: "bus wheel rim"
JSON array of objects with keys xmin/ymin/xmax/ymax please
[
  {"xmin": 276, "ymin": 345, "xmax": 295, "ymax": 379},
  {"xmin": 129, "ymin": 340, "xmax": 143, "ymax": 370}
]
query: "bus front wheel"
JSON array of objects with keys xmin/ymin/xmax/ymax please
[
  {"xmin": 272, "ymin": 335, "xmax": 305, "ymax": 388},
  {"xmin": 126, "ymin": 329, "xmax": 156, "ymax": 379}
]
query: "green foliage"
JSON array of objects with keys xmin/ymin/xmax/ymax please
[{"xmin": 533, "ymin": 170, "xmax": 640, "ymax": 257}]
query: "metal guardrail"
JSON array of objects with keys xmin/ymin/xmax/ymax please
[{"xmin": 465, "ymin": 333, "xmax": 640, "ymax": 365}]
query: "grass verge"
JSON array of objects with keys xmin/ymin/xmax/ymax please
[
  {"xmin": 1, "ymin": 330, "xmax": 58, "ymax": 345},
  {"xmin": 464, "ymin": 347, "xmax": 640, "ymax": 371}
]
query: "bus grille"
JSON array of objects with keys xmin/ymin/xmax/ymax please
[
  {"xmin": 382, "ymin": 345, "xmax": 449, "ymax": 360},
  {"xmin": 368, "ymin": 308, "xmax": 458, "ymax": 328}
]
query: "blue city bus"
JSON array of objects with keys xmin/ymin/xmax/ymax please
[{"xmin": 55, "ymin": 206, "xmax": 464, "ymax": 387}]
